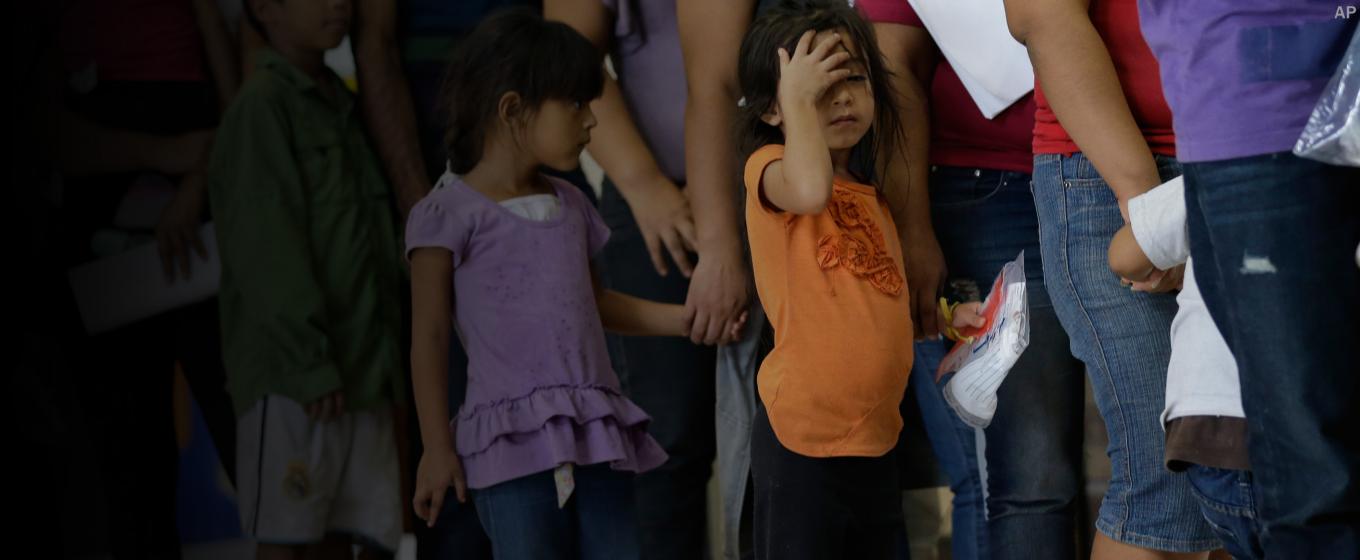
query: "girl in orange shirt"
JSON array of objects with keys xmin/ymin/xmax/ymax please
[{"xmin": 735, "ymin": 2, "xmax": 982, "ymax": 558}]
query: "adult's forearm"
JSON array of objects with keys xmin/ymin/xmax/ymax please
[
  {"xmin": 879, "ymin": 42, "xmax": 934, "ymax": 240},
  {"xmin": 1011, "ymin": 3, "xmax": 1160, "ymax": 203},
  {"xmin": 587, "ymin": 77, "xmax": 675, "ymax": 201},
  {"xmin": 356, "ymin": 46, "xmax": 431, "ymax": 217},
  {"xmin": 683, "ymin": 88, "xmax": 743, "ymax": 253}
]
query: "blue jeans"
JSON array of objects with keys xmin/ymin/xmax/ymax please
[
  {"xmin": 1032, "ymin": 153, "xmax": 1217, "ymax": 552},
  {"xmin": 1185, "ymin": 466, "xmax": 1264, "ymax": 560},
  {"xmin": 474, "ymin": 464, "xmax": 640, "ymax": 560},
  {"xmin": 598, "ymin": 180, "xmax": 717, "ymax": 559},
  {"xmin": 1183, "ymin": 152, "xmax": 1360, "ymax": 557},
  {"xmin": 911, "ymin": 166, "xmax": 1086, "ymax": 560}
]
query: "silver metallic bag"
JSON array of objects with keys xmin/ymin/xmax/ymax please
[{"xmin": 1295, "ymin": 26, "xmax": 1360, "ymax": 167}]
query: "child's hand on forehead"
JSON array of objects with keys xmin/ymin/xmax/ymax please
[{"xmin": 776, "ymin": 29, "xmax": 854, "ymax": 109}]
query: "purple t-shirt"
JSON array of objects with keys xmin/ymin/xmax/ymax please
[
  {"xmin": 1138, "ymin": 1, "xmax": 1357, "ymax": 162},
  {"xmin": 603, "ymin": 0, "xmax": 687, "ymax": 182},
  {"xmin": 405, "ymin": 173, "xmax": 667, "ymax": 489}
]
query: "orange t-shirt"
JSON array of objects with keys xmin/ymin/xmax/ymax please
[{"xmin": 744, "ymin": 144, "xmax": 915, "ymax": 458}]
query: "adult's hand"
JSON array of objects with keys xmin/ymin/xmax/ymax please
[
  {"xmin": 625, "ymin": 174, "xmax": 698, "ymax": 277},
  {"xmin": 904, "ymin": 227, "xmax": 947, "ymax": 340},
  {"xmin": 683, "ymin": 244, "xmax": 749, "ymax": 345},
  {"xmin": 156, "ymin": 170, "xmax": 209, "ymax": 282}
]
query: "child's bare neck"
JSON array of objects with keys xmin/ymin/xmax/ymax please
[
  {"xmin": 831, "ymin": 147, "xmax": 854, "ymax": 180},
  {"xmin": 271, "ymin": 41, "xmax": 330, "ymax": 95},
  {"xmin": 462, "ymin": 148, "xmax": 551, "ymax": 202}
]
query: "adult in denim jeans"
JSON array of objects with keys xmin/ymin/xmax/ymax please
[
  {"xmin": 1137, "ymin": 2, "xmax": 1360, "ymax": 555},
  {"xmin": 1183, "ymin": 154, "xmax": 1359, "ymax": 554},
  {"xmin": 863, "ymin": 0, "xmax": 1088, "ymax": 556},
  {"xmin": 1006, "ymin": 0, "xmax": 1218, "ymax": 556},
  {"xmin": 906, "ymin": 169, "xmax": 1088, "ymax": 560}
]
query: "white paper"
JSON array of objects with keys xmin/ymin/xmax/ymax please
[
  {"xmin": 936, "ymin": 251, "xmax": 1030, "ymax": 428},
  {"xmin": 907, "ymin": 0, "xmax": 1035, "ymax": 118},
  {"xmin": 554, "ymin": 463, "xmax": 576, "ymax": 508},
  {"xmin": 67, "ymin": 223, "xmax": 220, "ymax": 334}
]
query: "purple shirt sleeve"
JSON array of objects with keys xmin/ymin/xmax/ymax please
[
  {"xmin": 579, "ymin": 193, "xmax": 611, "ymax": 258},
  {"xmin": 404, "ymin": 192, "xmax": 472, "ymax": 267},
  {"xmin": 857, "ymin": 0, "xmax": 924, "ymax": 27}
]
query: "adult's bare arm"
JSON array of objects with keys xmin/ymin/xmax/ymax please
[
  {"xmin": 1004, "ymin": 0, "xmax": 1161, "ymax": 219},
  {"xmin": 676, "ymin": 0, "xmax": 754, "ymax": 344},
  {"xmin": 353, "ymin": 0, "xmax": 430, "ymax": 217},
  {"xmin": 547, "ymin": 0, "xmax": 698, "ymax": 278},
  {"xmin": 875, "ymin": 21, "xmax": 946, "ymax": 339}
]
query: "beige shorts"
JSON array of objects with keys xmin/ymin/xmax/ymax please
[{"xmin": 236, "ymin": 395, "xmax": 401, "ymax": 552}]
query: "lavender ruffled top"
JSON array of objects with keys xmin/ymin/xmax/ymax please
[{"xmin": 405, "ymin": 172, "xmax": 668, "ymax": 489}]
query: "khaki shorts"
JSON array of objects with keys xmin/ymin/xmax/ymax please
[{"xmin": 236, "ymin": 395, "xmax": 401, "ymax": 552}]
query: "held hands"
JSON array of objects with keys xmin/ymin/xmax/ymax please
[
  {"xmin": 682, "ymin": 245, "xmax": 750, "ymax": 346},
  {"xmin": 413, "ymin": 445, "xmax": 468, "ymax": 528},
  {"xmin": 1124, "ymin": 264, "xmax": 1185, "ymax": 293},
  {"xmin": 684, "ymin": 309, "xmax": 749, "ymax": 346},
  {"xmin": 777, "ymin": 30, "xmax": 853, "ymax": 111}
]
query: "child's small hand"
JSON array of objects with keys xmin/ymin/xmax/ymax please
[
  {"xmin": 718, "ymin": 310, "xmax": 749, "ymax": 346},
  {"xmin": 1130, "ymin": 264, "xmax": 1185, "ymax": 293},
  {"xmin": 777, "ymin": 29, "xmax": 853, "ymax": 109},
  {"xmin": 948, "ymin": 302, "xmax": 986, "ymax": 332},
  {"xmin": 413, "ymin": 446, "xmax": 467, "ymax": 528}
]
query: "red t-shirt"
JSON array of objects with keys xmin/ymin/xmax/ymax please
[
  {"xmin": 1031, "ymin": 0, "xmax": 1175, "ymax": 156},
  {"xmin": 857, "ymin": 0, "xmax": 1035, "ymax": 173},
  {"xmin": 61, "ymin": 0, "xmax": 206, "ymax": 83}
]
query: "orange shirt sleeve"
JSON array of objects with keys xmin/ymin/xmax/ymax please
[{"xmin": 743, "ymin": 144, "xmax": 788, "ymax": 217}]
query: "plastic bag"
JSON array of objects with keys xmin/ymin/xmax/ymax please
[
  {"xmin": 935, "ymin": 251, "xmax": 1030, "ymax": 429},
  {"xmin": 1294, "ymin": 25, "xmax": 1360, "ymax": 167}
]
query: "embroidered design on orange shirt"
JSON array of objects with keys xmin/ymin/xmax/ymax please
[{"xmin": 816, "ymin": 190, "xmax": 904, "ymax": 296}]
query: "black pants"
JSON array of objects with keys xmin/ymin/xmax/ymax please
[
  {"xmin": 597, "ymin": 180, "xmax": 717, "ymax": 559},
  {"xmin": 58, "ymin": 80, "xmax": 233, "ymax": 560},
  {"xmin": 751, "ymin": 402, "xmax": 902, "ymax": 560}
]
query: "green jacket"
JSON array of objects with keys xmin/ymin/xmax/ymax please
[{"xmin": 208, "ymin": 49, "xmax": 405, "ymax": 416}]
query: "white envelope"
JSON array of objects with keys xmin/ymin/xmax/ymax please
[
  {"xmin": 68, "ymin": 223, "xmax": 220, "ymax": 334},
  {"xmin": 908, "ymin": 0, "xmax": 1035, "ymax": 118}
]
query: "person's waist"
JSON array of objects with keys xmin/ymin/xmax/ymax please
[{"xmin": 763, "ymin": 339, "xmax": 913, "ymax": 384}]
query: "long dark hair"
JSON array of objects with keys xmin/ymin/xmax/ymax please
[
  {"xmin": 736, "ymin": 0, "xmax": 904, "ymax": 188},
  {"xmin": 440, "ymin": 10, "xmax": 604, "ymax": 174}
]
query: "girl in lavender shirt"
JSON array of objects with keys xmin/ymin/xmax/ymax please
[{"xmin": 405, "ymin": 12, "xmax": 741, "ymax": 560}]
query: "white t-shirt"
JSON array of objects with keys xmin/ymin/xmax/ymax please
[
  {"xmin": 500, "ymin": 194, "xmax": 562, "ymax": 222},
  {"xmin": 1127, "ymin": 177, "xmax": 1244, "ymax": 425}
]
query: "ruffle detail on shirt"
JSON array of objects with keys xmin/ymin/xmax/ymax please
[
  {"xmin": 454, "ymin": 384, "xmax": 669, "ymax": 488},
  {"xmin": 817, "ymin": 191, "xmax": 904, "ymax": 296}
]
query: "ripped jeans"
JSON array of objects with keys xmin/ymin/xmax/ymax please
[{"xmin": 1183, "ymin": 152, "xmax": 1360, "ymax": 558}]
